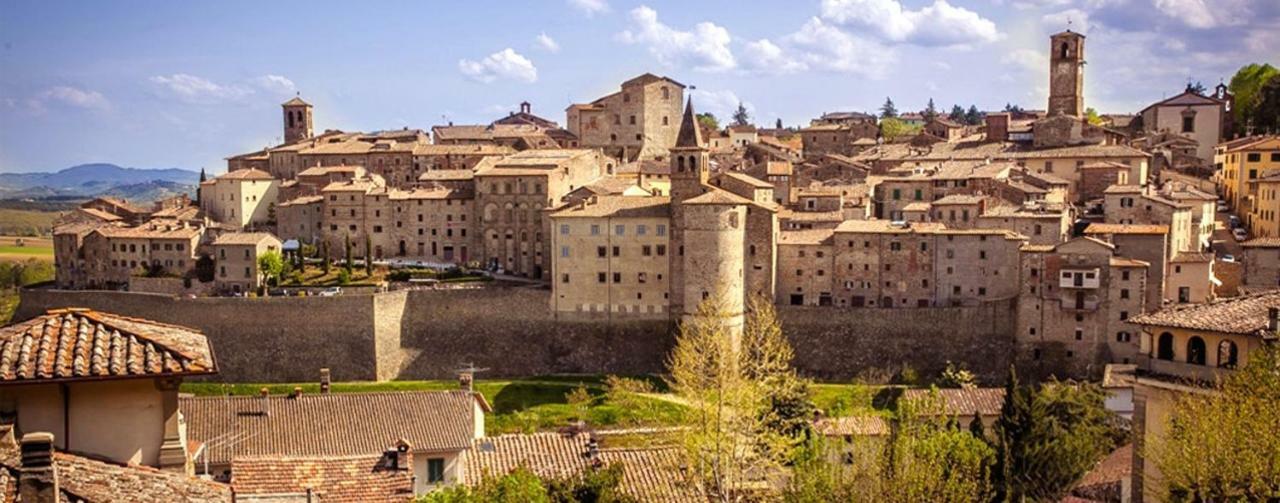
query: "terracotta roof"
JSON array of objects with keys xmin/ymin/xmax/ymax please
[
  {"xmin": 549, "ymin": 195, "xmax": 671, "ymax": 219},
  {"xmin": 217, "ymin": 168, "xmax": 274, "ymax": 181},
  {"xmin": 212, "ymin": 232, "xmax": 281, "ymax": 247},
  {"xmin": 766, "ymin": 161, "xmax": 793, "ymax": 176},
  {"xmin": 932, "ymin": 194, "xmax": 985, "ymax": 205},
  {"xmin": 813, "ymin": 415, "xmax": 889, "ymax": 436},
  {"xmin": 902, "ymin": 201, "xmax": 932, "ymax": 212},
  {"xmin": 1070, "ymin": 444, "xmax": 1132, "ymax": 502},
  {"xmin": 1169, "ymin": 252, "xmax": 1213, "ymax": 263},
  {"xmin": 778, "ymin": 229, "xmax": 834, "ymax": 245},
  {"xmin": 718, "ymin": 172, "xmax": 772, "ymax": 188},
  {"xmin": 298, "ymin": 165, "xmax": 364, "ymax": 177},
  {"xmin": 279, "ymin": 195, "xmax": 324, "ymax": 207},
  {"xmin": 1128, "ymin": 290, "xmax": 1280, "ymax": 337},
  {"xmin": 682, "ymin": 188, "xmax": 752, "ymax": 206},
  {"xmin": 1083, "ymin": 223, "xmax": 1168, "ymax": 235},
  {"xmin": 835, "ymin": 220, "xmax": 946, "ymax": 234},
  {"xmin": 181, "ymin": 391, "xmax": 486, "ymax": 466},
  {"xmin": 93, "ymin": 222, "xmax": 202, "ymax": 240},
  {"xmin": 412, "ymin": 144, "xmax": 513, "ymax": 156},
  {"xmin": 1110, "ymin": 257, "xmax": 1150, "ymax": 268},
  {"xmin": 1242, "ymin": 237, "xmax": 1280, "ymax": 248},
  {"xmin": 902, "ymin": 387, "xmax": 1005, "ymax": 417},
  {"xmin": 75, "ymin": 207, "xmax": 123, "ymax": 222},
  {"xmin": 282, "ymin": 97, "xmax": 311, "ymax": 107},
  {"xmin": 0, "ymin": 437, "xmax": 231, "ymax": 502},
  {"xmin": 0, "ymin": 308, "xmax": 217, "ymax": 384},
  {"xmin": 465, "ymin": 432, "xmax": 700, "ymax": 503},
  {"xmin": 231, "ymin": 453, "xmax": 413, "ymax": 502}
]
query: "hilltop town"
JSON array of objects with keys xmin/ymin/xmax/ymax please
[{"xmin": 3, "ymin": 29, "xmax": 1279, "ymax": 503}]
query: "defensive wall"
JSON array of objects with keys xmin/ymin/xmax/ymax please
[{"xmin": 16, "ymin": 287, "xmax": 1020, "ymax": 383}]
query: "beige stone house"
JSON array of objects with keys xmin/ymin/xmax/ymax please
[
  {"xmin": 212, "ymin": 232, "xmax": 283, "ymax": 294},
  {"xmin": 565, "ymin": 73, "xmax": 684, "ymax": 161},
  {"xmin": 1165, "ymin": 252, "xmax": 1216, "ymax": 304},
  {"xmin": 199, "ymin": 168, "xmax": 280, "ymax": 230},
  {"xmin": 1138, "ymin": 88, "xmax": 1229, "ymax": 165},
  {"xmin": 0, "ymin": 308, "xmax": 218, "ymax": 471},
  {"xmin": 1241, "ymin": 237, "xmax": 1280, "ymax": 289},
  {"xmin": 1103, "ymin": 186, "xmax": 1195, "ymax": 255},
  {"xmin": 72, "ymin": 221, "xmax": 202, "ymax": 289}
]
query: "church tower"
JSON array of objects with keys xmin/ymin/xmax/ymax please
[
  {"xmin": 282, "ymin": 96, "xmax": 313, "ymax": 144},
  {"xmin": 669, "ymin": 98, "xmax": 709, "ymax": 204},
  {"xmin": 1048, "ymin": 30, "xmax": 1085, "ymax": 117}
]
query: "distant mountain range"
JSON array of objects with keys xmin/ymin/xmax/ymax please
[{"xmin": 0, "ymin": 163, "xmax": 200, "ymax": 202}]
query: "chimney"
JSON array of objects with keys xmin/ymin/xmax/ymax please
[
  {"xmin": 260, "ymin": 387, "xmax": 270, "ymax": 416},
  {"xmin": 458, "ymin": 369, "xmax": 474, "ymax": 392},
  {"xmin": 393, "ymin": 439, "xmax": 412, "ymax": 470},
  {"xmin": 19, "ymin": 432, "xmax": 59, "ymax": 503},
  {"xmin": 319, "ymin": 368, "xmax": 331, "ymax": 394},
  {"xmin": 1269, "ymin": 307, "xmax": 1279, "ymax": 333},
  {"xmin": 291, "ymin": 386, "xmax": 303, "ymax": 399}
]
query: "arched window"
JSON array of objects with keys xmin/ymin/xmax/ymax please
[
  {"xmin": 1060, "ymin": 42, "xmax": 1069, "ymax": 59},
  {"xmin": 677, "ymin": 157, "xmax": 685, "ymax": 172},
  {"xmin": 1217, "ymin": 340, "xmax": 1238, "ymax": 369},
  {"xmin": 1186, "ymin": 336, "xmax": 1206, "ymax": 365},
  {"xmin": 1157, "ymin": 332, "xmax": 1174, "ymax": 360},
  {"xmin": 688, "ymin": 156, "xmax": 698, "ymax": 171}
]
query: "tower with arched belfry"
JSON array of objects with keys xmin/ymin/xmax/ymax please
[
  {"xmin": 1048, "ymin": 30, "xmax": 1085, "ymax": 117},
  {"xmin": 282, "ymin": 96, "xmax": 313, "ymax": 144}
]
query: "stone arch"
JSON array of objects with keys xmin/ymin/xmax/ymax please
[
  {"xmin": 1217, "ymin": 340, "xmax": 1238, "ymax": 369},
  {"xmin": 1157, "ymin": 332, "xmax": 1174, "ymax": 360},
  {"xmin": 1186, "ymin": 336, "xmax": 1206, "ymax": 365}
]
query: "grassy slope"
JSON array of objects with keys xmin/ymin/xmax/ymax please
[{"xmin": 0, "ymin": 209, "xmax": 61, "ymax": 237}]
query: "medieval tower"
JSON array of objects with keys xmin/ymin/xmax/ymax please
[
  {"xmin": 668, "ymin": 98, "xmax": 711, "ymax": 319},
  {"xmin": 1048, "ymin": 30, "xmax": 1085, "ymax": 118},
  {"xmin": 282, "ymin": 96, "xmax": 313, "ymax": 144}
]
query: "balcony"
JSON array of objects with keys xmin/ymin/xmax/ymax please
[
  {"xmin": 1138, "ymin": 355, "xmax": 1235, "ymax": 383},
  {"xmin": 1059, "ymin": 268, "xmax": 1101, "ymax": 289}
]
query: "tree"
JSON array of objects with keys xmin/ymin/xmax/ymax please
[
  {"xmin": 1084, "ymin": 107, "xmax": 1104, "ymax": 126},
  {"xmin": 774, "ymin": 118, "xmax": 783, "ymax": 129},
  {"xmin": 1151, "ymin": 344, "xmax": 1280, "ymax": 500},
  {"xmin": 881, "ymin": 97, "xmax": 898, "ymax": 118},
  {"xmin": 964, "ymin": 105, "xmax": 983, "ymax": 126},
  {"xmin": 879, "ymin": 117, "xmax": 918, "ymax": 141},
  {"xmin": 697, "ymin": 112, "xmax": 720, "ymax": 132},
  {"xmin": 741, "ymin": 297, "xmax": 815, "ymax": 440},
  {"xmin": 938, "ymin": 361, "xmax": 976, "ymax": 388},
  {"xmin": 363, "ymin": 234, "xmax": 373, "ymax": 276},
  {"xmin": 194, "ymin": 254, "xmax": 215, "ymax": 283},
  {"xmin": 731, "ymin": 102, "xmax": 751, "ymax": 126},
  {"xmin": 992, "ymin": 367, "xmax": 1117, "ymax": 502},
  {"xmin": 949, "ymin": 105, "xmax": 965, "ymax": 122},
  {"xmin": 257, "ymin": 250, "xmax": 284, "ymax": 292},
  {"xmin": 1187, "ymin": 80, "xmax": 1207, "ymax": 95},
  {"xmin": 968, "ymin": 410, "xmax": 985, "ymax": 439},
  {"xmin": 1003, "ymin": 103, "xmax": 1025, "ymax": 114},
  {"xmin": 1228, "ymin": 63, "xmax": 1279, "ymax": 133},
  {"xmin": 1254, "ymin": 74, "xmax": 1280, "ymax": 133},
  {"xmin": 923, "ymin": 98, "xmax": 939, "ymax": 122},
  {"xmin": 343, "ymin": 234, "xmax": 353, "ymax": 275},
  {"xmin": 421, "ymin": 464, "xmax": 635, "ymax": 503},
  {"xmin": 667, "ymin": 292, "xmax": 793, "ymax": 501},
  {"xmin": 197, "ymin": 168, "xmax": 206, "ymax": 205},
  {"xmin": 321, "ymin": 241, "xmax": 331, "ymax": 274}
]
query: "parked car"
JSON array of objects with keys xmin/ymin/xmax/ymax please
[
  {"xmin": 1220, "ymin": 254, "xmax": 1235, "ymax": 262},
  {"xmin": 1228, "ymin": 215, "xmax": 1242, "ymax": 228},
  {"xmin": 1232, "ymin": 228, "xmax": 1249, "ymax": 241},
  {"xmin": 318, "ymin": 287, "xmax": 342, "ymax": 297}
]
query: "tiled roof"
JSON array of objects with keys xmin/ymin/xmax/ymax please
[
  {"xmin": 231, "ymin": 454, "xmax": 413, "ymax": 502},
  {"xmin": 835, "ymin": 220, "xmax": 946, "ymax": 234},
  {"xmin": 465, "ymin": 432, "xmax": 701, "ymax": 503},
  {"xmin": 418, "ymin": 169, "xmax": 476, "ymax": 181},
  {"xmin": 682, "ymin": 188, "xmax": 753, "ymax": 206},
  {"xmin": 0, "ymin": 438, "xmax": 231, "ymax": 502},
  {"xmin": 1070, "ymin": 444, "xmax": 1132, "ymax": 502},
  {"xmin": 778, "ymin": 228, "xmax": 835, "ymax": 245},
  {"xmin": 298, "ymin": 165, "xmax": 364, "ymax": 177},
  {"xmin": 1169, "ymin": 252, "xmax": 1214, "ymax": 263},
  {"xmin": 1110, "ymin": 257, "xmax": 1150, "ymax": 268},
  {"xmin": 0, "ymin": 308, "xmax": 217, "ymax": 383},
  {"xmin": 282, "ymin": 97, "xmax": 311, "ymax": 107},
  {"xmin": 1083, "ymin": 223, "xmax": 1168, "ymax": 235},
  {"xmin": 902, "ymin": 387, "xmax": 1005, "ymax": 417},
  {"xmin": 279, "ymin": 195, "xmax": 324, "ymax": 207},
  {"xmin": 181, "ymin": 391, "xmax": 485, "ymax": 466},
  {"xmin": 814, "ymin": 415, "xmax": 889, "ymax": 436},
  {"xmin": 549, "ymin": 195, "xmax": 671, "ymax": 219},
  {"xmin": 412, "ymin": 144, "xmax": 514, "ymax": 156},
  {"xmin": 217, "ymin": 168, "xmax": 274, "ymax": 181},
  {"xmin": 93, "ymin": 222, "xmax": 202, "ymax": 240},
  {"xmin": 932, "ymin": 194, "xmax": 985, "ymax": 205},
  {"xmin": 1128, "ymin": 290, "xmax": 1280, "ymax": 337},
  {"xmin": 765, "ymin": 161, "xmax": 793, "ymax": 176},
  {"xmin": 718, "ymin": 172, "xmax": 772, "ymax": 188},
  {"xmin": 212, "ymin": 232, "xmax": 281, "ymax": 247},
  {"xmin": 75, "ymin": 207, "xmax": 123, "ymax": 222},
  {"xmin": 1242, "ymin": 237, "xmax": 1280, "ymax": 248}
]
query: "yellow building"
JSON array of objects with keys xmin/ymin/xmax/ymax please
[
  {"xmin": 211, "ymin": 232, "xmax": 283, "ymax": 294},
  {"xmin": 199, "ymin": 168, "xmax": 280, "ymax": 230},
  {"xmin": 1246, "ymin": 172, "xmax": 1279, "ymax": 238},
  {"xmin": 1215, "ymin": 135, "xmax": 1280, "ymax": 222}
]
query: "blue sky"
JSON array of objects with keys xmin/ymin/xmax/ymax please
[{"xmin": 1, "ymin": 0, "xmax": 1276, "ymax": 173}]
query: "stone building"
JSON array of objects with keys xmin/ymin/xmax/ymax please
[
  {"xmin": 975, "ymin": 202, "xmax": 1073, "ymax": 246},
  {"xmin": 1247, "ymin": 172, "xmax": 1280, "ymax": 238},
  {"xmin": 211, "ymin": 232, "xmax": 283, "ymax": 294},
  {"xmin": 1103, "ymin": 186, "xmax": 1195, "ymax": 255},
  {"xmin": 1083, "ymin": 223, "xmax": 1170, "ymax": 313},
  {"xmin": 475, "ymin": 149, "xmax": 608, "ymax": 278},
  {"xmin": 799, "ymin": 123, "xmax": 879, "ymax": 159},
  {"xmin": 1048, "ymin": 30, "xmax": 1085, "ymax": 118},
  {"xmin": 1165, "ymin": 252, "xmax": 1215, "ymax": 304},
  {"xmin": 199, "ymin": 168, "xmax": 280, "ymax": 230},
  {"xmin": 1138, "ymin": 87, "xmax": 1230, "ymax": 165},
  {"xmin": 1016, "ymin": 237, "xmax": 1149, "ymax": 376},
  {"xmin": 283, "ymin": 96, "xmax": 314, "ymax": 144},
  {"xmin": 1240, "ymin": 237, "xmax": 1280, "ymax": 288},
  {"xmin": 1159, "ymin": 181, "xmax": 1218, "ymax": 250},
  {"xmin": 66, "ymin": 221, "xmax": 203, "ymax": 290},
  {"xmin": 565, "ymin": 73, "xmax": 685, "ymax": 161}
]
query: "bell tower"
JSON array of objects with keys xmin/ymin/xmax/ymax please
[
  {"xmin": 282, "ymin": 95, "xmax": 313, "ymax": 144},
  {"xmin": 669, "ymin": 98, "xmax": 709, "ymax": 205},
  {"xmin": 1048, "ymin": 30, "xmax": 1085, "ymax": 117}
]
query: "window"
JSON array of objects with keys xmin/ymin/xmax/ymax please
[
  {"xmin": 560, "ymin": 224, "xmax": 569, "ymax": 235},
  {"xmin": 612, "ymin": 246, "xmax": 620, "ymax": 257},
  {"xmin": 561, "ymin": 246, "xmax": 570, "ymax": 257},
  {"xmin": 1182, "ymin": 116, "xmax": 1195, "ymax": 133},
  {"xmin": 1218, "ymin": 340, "xmax": 1238, "ymax": 368},
  {"xmin": 428, "ymin": 458, "xmax": 445, "ymax": 483},
  {"xmin": 1120, "ymin": 288, "xmax": 1129, "ymax": 299},
  {"xmin": 642, "ymin": 245, "xmax": 652, "ymax": 256},
  {"xmin": 597, "ymin": 246, "xmax": 607, "ymax": 258},
  {"xmin": 613, "ymin": 272, "xmax": 621, "ymax": 283},
  {"xmin": 591, "ymin": 225, "xmax": 600, "ymax": 235},
  {"xmin": 656, "ymin": 245, "xmax": 667, "ymax": 256},
  {"xmin": 1246, "ymin": 152, "xmax": 1261, "ymax": 162},
  {"xmin": 598, "ymin": 272, "xmax": 607, "ymax": 283},
  {"xmin": 616, "ymin": 225, "xmax": 625, "ymax": 236},
  {"xmin": 656, "ymin": 225, "xmax": 667, "ymax": 236},
  {"xmin": 1116, "ymin": 332, "xmax": 1131, "ymax": 343},
  {"xmin": 637, "ymin": 225, "xmax": 647, "ymax": 235},
  {"xmin": 1187, "ymin": 336, "xmax": 1206, "ymax": 365},
  {"xmin": 1157, "ymin": 332, "xmax": 1174, "ymax": 360}
]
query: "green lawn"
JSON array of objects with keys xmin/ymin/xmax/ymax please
[{"xmin": 181, "ymin": 376, "xmax": 684, "ymax": 434}]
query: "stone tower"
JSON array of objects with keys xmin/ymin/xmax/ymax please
[
  {"xmin": 679, "ymin": 194, "xmax": 747, "ymax": 337},
  {"xmin": 668, "ymin": 98, "xmax": 711, "ymax": 318},
  {"xmin": 282, "ymin": 96, "xmax": 313, "ymax": 144},
  {"xmin": 1048, "ymin": 30, "xmax": 1085, "ymax": 118}
]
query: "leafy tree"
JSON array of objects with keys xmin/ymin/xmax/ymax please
[
  {"xmin": 419, "ymin": 465, "xmax": 635, "ymax": 503},
  {"xmin": 938, "ymin": 361, "xmax": 976, "ymax": 388},
  {"xmin": 1151, "ymin": 343, "xmax": 1280, "ymax": 500},
  {"xmin": 321, "ymin": 241, "xmax": 331, "ymax": 274},
  {"xmin": 1254, "ymin": 74, "xmax": 1280, "ymax": 133},
  {"xmin": 1084, "ymin": 107, "xmax": 1104, "ymax": 125},
  {"xmin": 879, "ymin": 117, "xmax": 917, "ymax": 141},
  {"xmin": 949, "ymin": 105, "xmax": 965, "ymax": 122},
  {"xmin": 731, "ymin": 102, "xmax": 751, "ymax": 126},
  {"xmin": 1003, "ymin": 103, "xmax": 1025, "ymax": 114},
  {"xmin": 881, "ymin": 97, "xmax": 898, "ymax": 118},
  {"xmin": 696, "ymin": 112, "xmax": 720, "ymax": 132},
  {"xmin": 964, "ymin": 105, "xmax": 983, "ymax": 126},
  {"xmin": 667, "ymin": 291, "xmax": 792, "ymax": 501},
  {"xmin": 1187, "ymin": 80, "xmax": 1207, "ymax": 95},
  {"xmin": 923, "ymin": 98, "xmax": 938, "ymax": 122},
  {"xmin": 194, "ymin": 254, "xmax": 216, "ymax": 283},
  {"xmin": 257, "ymin": 250, "xmax": 284, "ymax": 291},
  {"xmin": 741, "ymin": 296, "xmax": 815, "ymax": 439},
  {"xmin": 992, "ymin": 366, "xmax": 1117, "ymax": 502},
  {"xmin": 1228, "ymin": 63, "xmax": 1279, "ymax": 133},
  {"xmin": 336, "ymin": 268, "xmax": 351, "ymax": 285}
]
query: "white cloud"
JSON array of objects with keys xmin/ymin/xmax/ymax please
[
  {"xmin": 819, "ymin": 0, "xmax": 1000, "ymax": 47},
  {"xmin": 149, "ymin": 74, "xmax": 253, "ymax": 103},
  {"xmin": 782, "ymin": 18, "xmax": 894, "ymax": 78},
  {"xmin": 34, "ymin": 86, "xmax": 110, "ymax": 111},
  {"xmin": 1001, "ymin": 48, "xmax": 1046, "ymax": 73},
  {"xmin": 1042, "ymin": 8, "xmax": 1091, "ymax": 32},
  {"xmin": 933, "ymin": 61, "xmax": 952, "ymax": 71},
  {"xmin": 458, "ymin": 48, "xmax": 539, "ymax": 83},
  {"xmin": 689, "ymin": 88, "xmax": 751, "ymax": 123},
  {"xmin": 254, "ymin": 74, "xmax": 297, "ymax": 95},
  {"xmin": 568, "ymin": 0, "xmax": 608, "ymax": 17},
  {"xmin": 741, "ymin": 39, "xmax": 807, "ymax": 75},
  {"xmin": 618, "ymin": 6, "xmax": 736, "ymax": 72},
  {"xmin": 536, "ymin": 32, "xmax": 560, "ymax": 53},
  {"xmin": 1152, "ymin": 0, "xmax": 1219, "ymax": 28}
]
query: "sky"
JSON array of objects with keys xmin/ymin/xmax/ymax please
[{"xmin": 0, "ymin": 0, "xmax": 1276, "ymax": 174}]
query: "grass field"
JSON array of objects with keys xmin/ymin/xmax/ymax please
[
  {"xmin": 0, "ymin": 209, "xmax": 61, "ymax": 237},
  {"xmin": 182, "ymin": 375, "xmax": 685, "ymax": 434},
  {"xmin": 0, "ymin": 236, "xmax": 53, "ymax": 262}
]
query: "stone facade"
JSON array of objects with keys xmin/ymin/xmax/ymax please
[
  {"xmin": 1048, "ymin": 30, "xmax": 1085, "ymax": 118},
  {"xmin": 565, "ymin": 73, "xmax": 685, "ymax": 161},
  {"xmin": 799, "ymin": 123, "xmax": 878, "ymax": 159},
  {"xmin": 211, "ymin": 232, "xmax": 283, "ymax": 294},
  {"xmin": 199, "ymin": 169, "xmax": 280, "ymax": 230}
]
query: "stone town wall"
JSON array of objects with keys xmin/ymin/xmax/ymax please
[{"xmin": 17, "ymin": 287, "xmax": 1023, "ymax": 383}]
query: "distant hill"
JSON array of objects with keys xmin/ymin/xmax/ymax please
[{"xmin": 0, "ymin": 163, "xmax": 199, "ymax": 202}]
